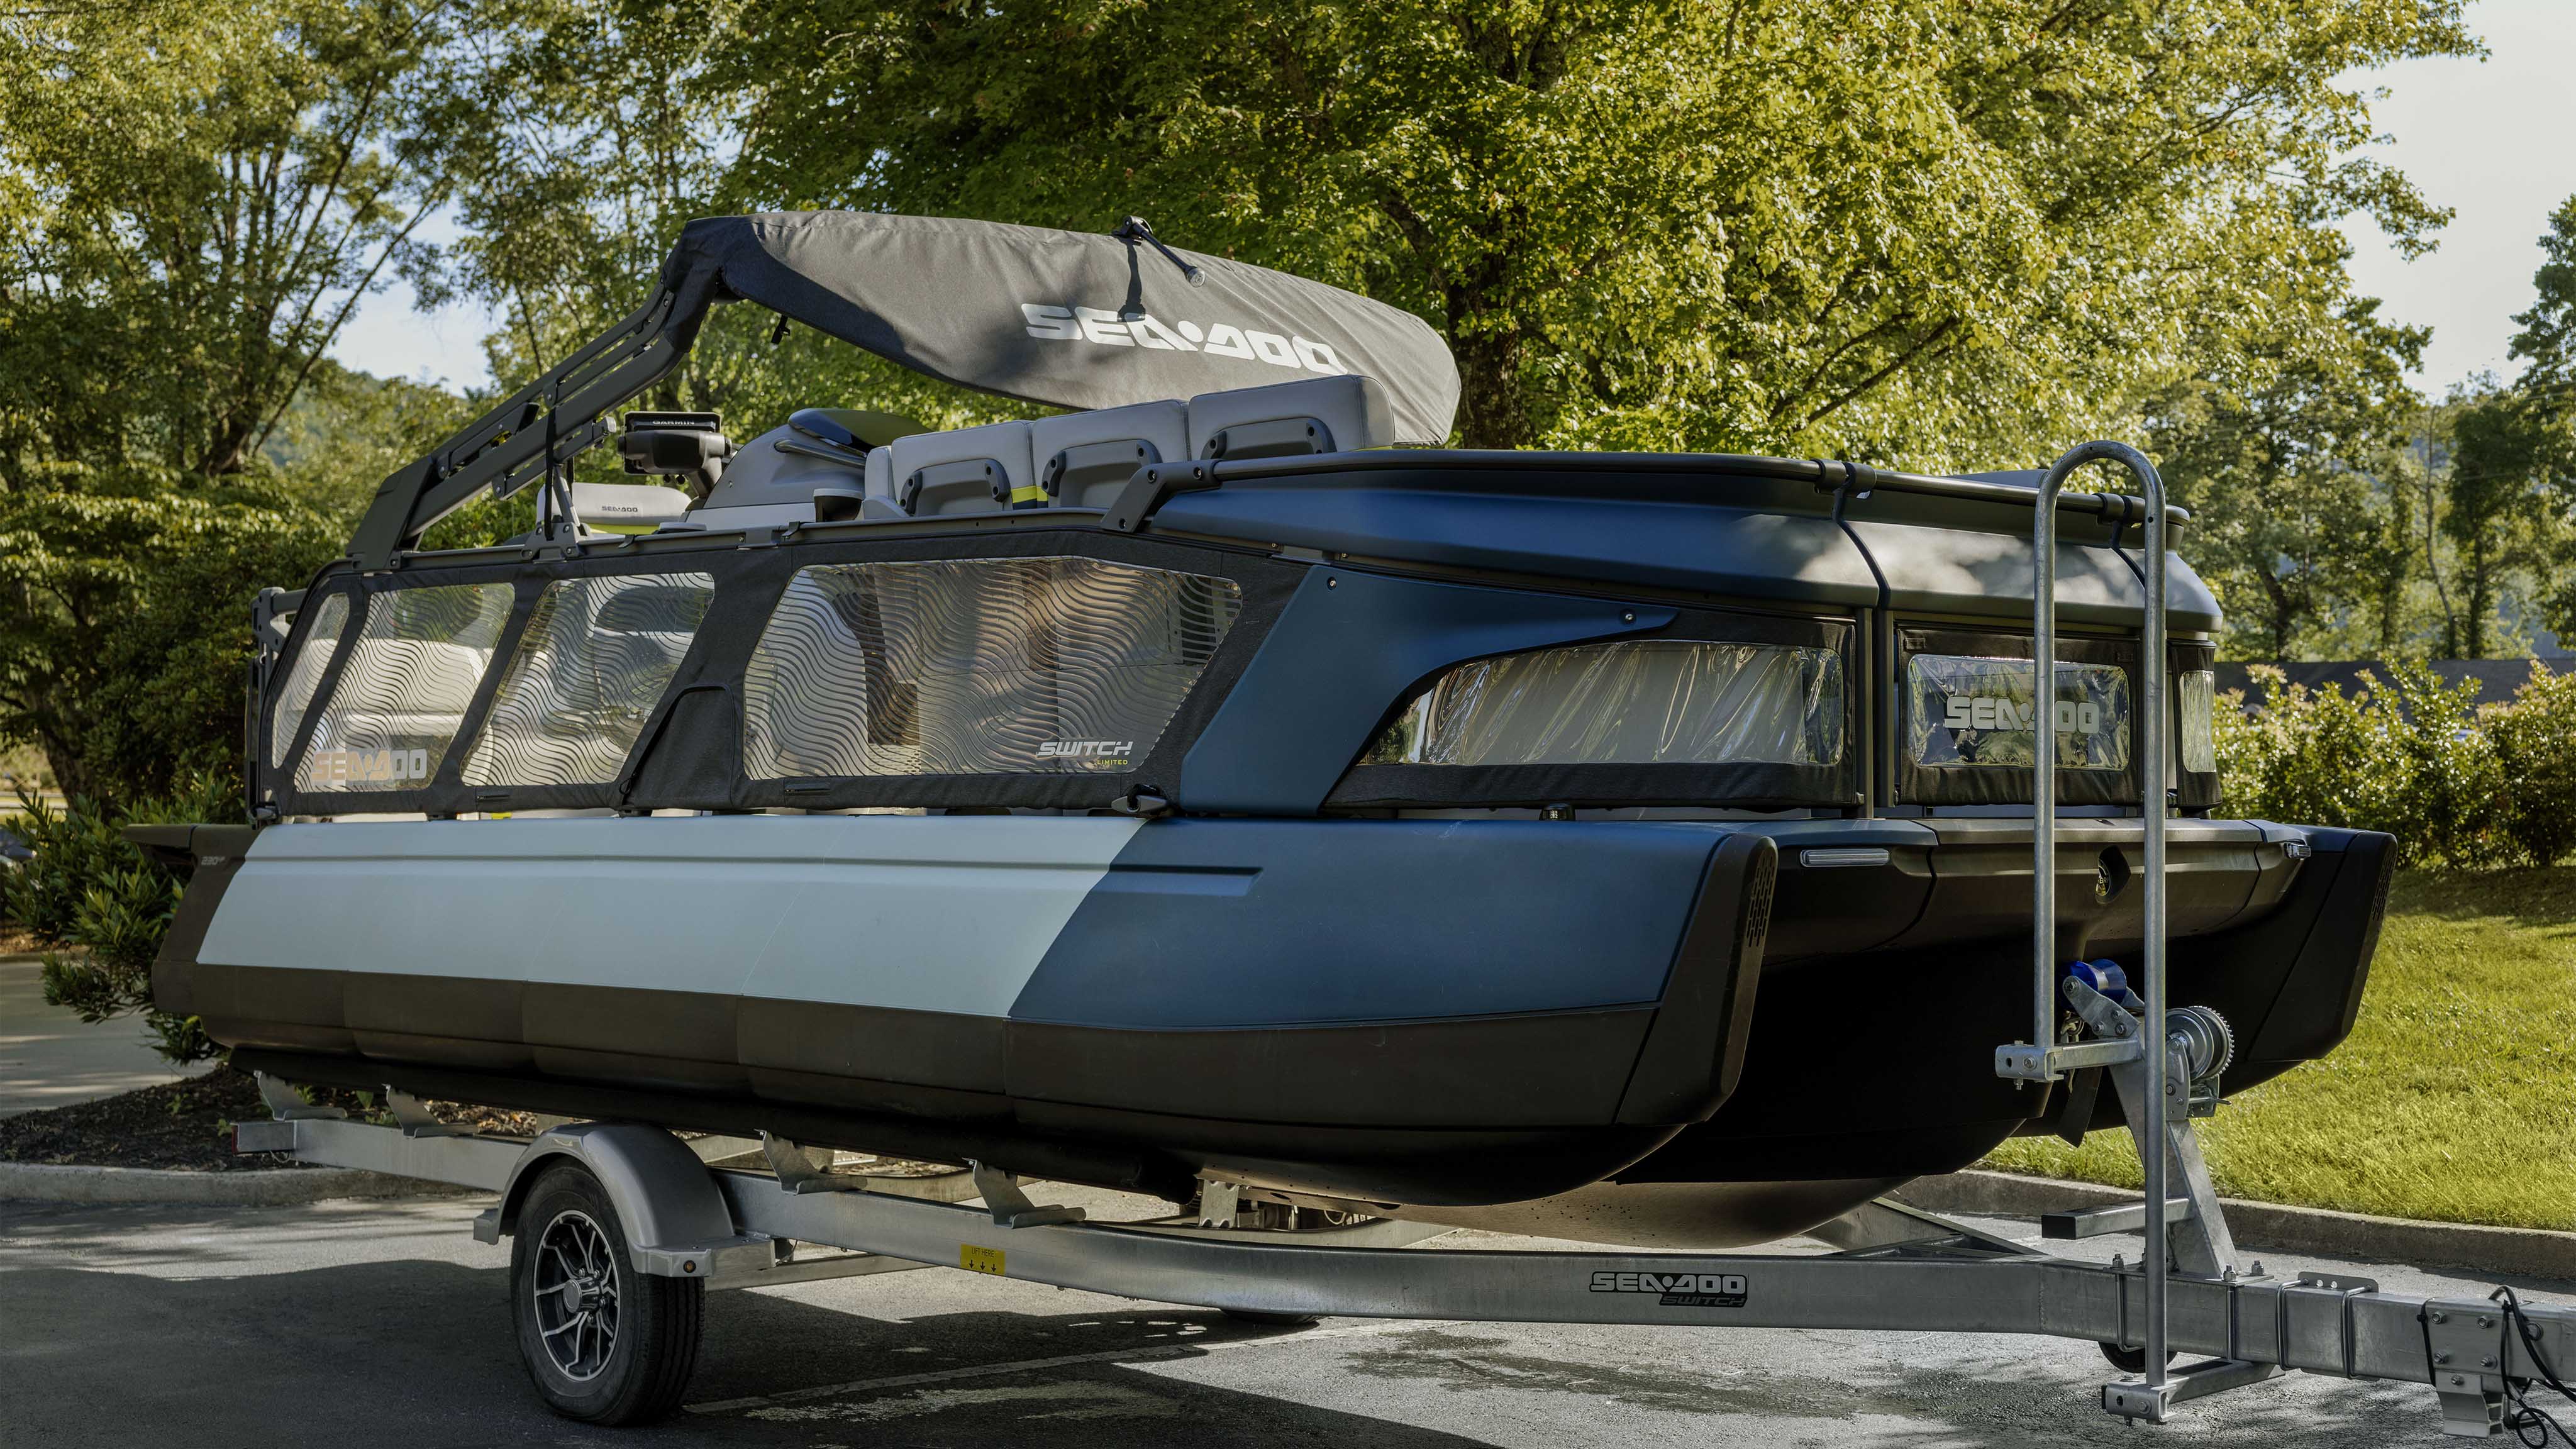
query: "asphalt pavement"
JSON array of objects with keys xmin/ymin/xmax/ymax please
[
  {"xmin": 5, "ymin": 1192, "xmax": 2566, "ymax": 1448},
  {"xmin": 0, "ymin": 955, "xmax": 211, "ymax": 1117}
]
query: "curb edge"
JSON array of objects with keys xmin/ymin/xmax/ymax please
[
  {"xmin": 0, "ymin": 1161, "xmax": 476, "ymax": 1207},
  {"xmin": 1896, "ymin": 1169, "xmax": 2575, "ymax": 1282}
]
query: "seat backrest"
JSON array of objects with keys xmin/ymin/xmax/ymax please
[
  {"xmin": 1186, "ymin": 375, "xmax": 1397, "ymax": 462},
  {"xmin": 886, "ymin": 420, "xmax": 1039, "ymax": 516},
  {"xmin": 863, "ymin": 447, "xmax": 893, "ymax": 509},
  {"xmin": 1027, "ymin": 401, "xmax": 1187, "ymax": 509}
]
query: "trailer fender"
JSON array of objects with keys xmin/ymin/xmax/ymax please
[{"xmin": 479, "ymin": 1122, "xmax": 770, "ymax": 1279}]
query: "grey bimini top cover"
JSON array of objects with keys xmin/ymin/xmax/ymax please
[
  {"xmin": 663, "ymin": 213, "xmax": 1461, "ymax": 444},
  {"xmin": 345, "ymin": 211, "xmax": 1460, "ymax": 565}
]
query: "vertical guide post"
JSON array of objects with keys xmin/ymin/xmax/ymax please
[{"xmin": 2032, "ymin": 441, "xmax": 2167, "ymax": 1388}]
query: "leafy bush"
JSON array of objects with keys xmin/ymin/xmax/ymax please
[
  {"xmin": 2214, "ymin": 661, "xmax": 2572, "ymax": 869},
  {"xmin": 4, "ymin": 772, "xmax": 239, "ymax": 1065},
  {"xmin": 0, "ymin": 482, "xmax": 340, "ymax": 806},
  {"xmin": 2490, "ymin": 662, "xmax": 2576, "ymax": 869},
  {"xmin": 3, "ymin": 786, "xmax": 133, "ymax": 941}
]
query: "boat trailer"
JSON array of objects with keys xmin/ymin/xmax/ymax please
[{"xmin": 235, "ymin": 441, "xmax": 2575, "ymax": 1437}]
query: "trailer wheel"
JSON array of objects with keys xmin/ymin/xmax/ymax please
[
  {"xmin": 1223, "ymin": 1308, "xmax": 1319, "ymax": 1327},
  {"xmin": 2097, "ymin": 1341, "xmax": 2178, "ymax": 1374},
  {"xmin": 511, "ymin": 1162, "xmax": 704, "ymax": 1424}
]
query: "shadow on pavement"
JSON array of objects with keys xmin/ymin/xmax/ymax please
[
  {"xmin": 0, "ymin": 1260, "xmax": 1497, "ymax": 1448},
  {"xmin": 1331, "ymin": 1323, "xmax": 2427, "ymax": 1448}
]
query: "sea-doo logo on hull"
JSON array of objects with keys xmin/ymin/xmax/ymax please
[
  {"xmin": 1589, "ymin": 1271, "xmax": 1749, "ymax": 1308},
  {"xmin": 1942, "ymin": 697, "xmax": 2102, "ymax": 733},
  {"xmin": 1021, "ymin": 304, "xmax": 1345, "ymax": 376}
]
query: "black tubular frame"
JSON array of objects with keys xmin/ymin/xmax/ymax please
[{"xmin": 347, "ymin": 290, "xmax": 692, "ymax": 569}]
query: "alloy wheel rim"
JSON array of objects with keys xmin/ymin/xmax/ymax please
[{"xmin": 531, "ymin": 1209, "xmax": 619, "ymax": 1382}]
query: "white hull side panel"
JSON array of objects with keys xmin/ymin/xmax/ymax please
[{"xmin": 196, "ymin": 815, "xmax": 1144, "ymax": 1017}]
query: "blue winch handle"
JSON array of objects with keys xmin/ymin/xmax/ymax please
[{"xmin": 2065, "ymin": 958, "xmax": 2144, "ymax": 1013}]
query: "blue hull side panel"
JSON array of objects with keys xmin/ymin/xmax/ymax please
[{"xmin": 1011, "ymin": 818, "xmax": 1719, "ymax": 1029}]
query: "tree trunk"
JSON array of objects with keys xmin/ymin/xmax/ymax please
[
  {"xmin": 38, "ymin": 738, "xmax": 95, "ymax": 808},
  {"xmin": 2463, "ymin": 536, "xmax": 2492, "ymax": 658},
  {"xmin": 1450, "ymin": 324, "xmax": 1530, "ymax": 449}
]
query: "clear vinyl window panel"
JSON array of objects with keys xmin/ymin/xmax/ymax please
[
  {"xmin": 742, "ymin": 557, "xmax": 1241, "ymax": 778},
  {"xmin": 268, "ymin": 591, "xmax": 350, "ymax": 769},
  {"xmin": 295, "ymin": 583, "xmax": 513, "ymax": 791},
  {"xmin": 2178, "ymin": 667, "xmax": 2217, "ymax": 775},
  {"xmin": 1361, "ymin": 640, "xmax": 1846, "ymax": 768},
  {"xmin": 1905, "ymin": 654, "xmax": 2132, "ymax": 770},
  {"xmin": 462, "ymin": 573, "xmax": 714, "ymax": 788}
]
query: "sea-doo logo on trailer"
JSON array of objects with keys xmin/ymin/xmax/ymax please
[
  {"xmin": 1021, "ymin": 304, "xmax": 1346, "ymax": 376},
  {"xmin": 1942, "ymin": 697, "xmax": 2102, "ymax": 733},
  {"xmin": 1589, "ymin": 1271, "xmax": 1750, "ymax": 1308}
]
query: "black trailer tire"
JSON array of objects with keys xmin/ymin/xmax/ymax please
[
  {"xmin": 511, "ymin": 1162, "xmax": 705, "ymax": 1424},
  {"xmin": 1223, "ymin": 1308, "xmax": 1321, "ymax": 1327},
  {"xmin": 2098, "ymin": 1341, "xmax": 2179, "ymax": 1374}
]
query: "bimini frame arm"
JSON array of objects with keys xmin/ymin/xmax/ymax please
[{"xmin": 345, "ymin": 287, "xmax": 693, "ymax": 570}]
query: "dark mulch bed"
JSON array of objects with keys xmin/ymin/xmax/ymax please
[{"xmin": 0, "ymin": 1066, "xmax": 541, "ymax": 1172}]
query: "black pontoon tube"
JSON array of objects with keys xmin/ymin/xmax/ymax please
[{"xmin": 230, "ymin": 1047, "xmax": 1202, "ymax": 1204}]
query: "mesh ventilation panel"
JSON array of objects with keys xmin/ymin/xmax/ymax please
[
  {"xmin": 295, "ymin": 583, "xmax": 513, "ymax": 791},
  {"xmin": 462, "ymin": 573, "xmax": 714, "ymax": 788},
  {"xmin": 743, "ymin": 557, "xmax": 1240, "ymax": 778},
  {"xmin": 1362, "ymin": 640, "xmax": 1845, "ymax": 767},
  {"xmin": 268, "ymin": 591, "xmax": 351, "ymax": 769}
]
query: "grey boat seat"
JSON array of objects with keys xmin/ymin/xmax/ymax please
[
  {"xmin": 886, "ymin": 419, "xmax": 1039, "ymax": 516},
  {"xmin": 666, "ymin": 419, "xmax": 904, "ymax": 531},
  {"xmin": 1028, "ymin": 400, "xmax": 1188, "ymax": 509},
  {"xmin": 1186, "ymin": 375, "xmax": 1397, "ymax": 461}
]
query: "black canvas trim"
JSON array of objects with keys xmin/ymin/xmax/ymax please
[
  {"xmin": 1330, "ymin": 760, "xmax": 1852, "ymax": 812},
  {"xmin": 256, "ymin": 577, "xmax": 367, "ymax": 813}
]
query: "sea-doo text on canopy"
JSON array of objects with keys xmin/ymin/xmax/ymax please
[{"xmin": 146, "ymin": 211, "xmax": 2387, "ymax": 1248}]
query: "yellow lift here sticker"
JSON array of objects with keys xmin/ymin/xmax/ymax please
[{"xmin": 960, "ymin": 1244, "xmax": 1006, "ymax": 1276}]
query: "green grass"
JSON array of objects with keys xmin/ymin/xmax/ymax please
[{"xmin": 1982, "ymin": 867, "xmax": 2576, "ymax": 1231}]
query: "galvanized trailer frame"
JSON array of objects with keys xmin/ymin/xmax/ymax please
[{"xmin": 236, "ymin": 1093, "xmax": 2570, "ymax": 1440}]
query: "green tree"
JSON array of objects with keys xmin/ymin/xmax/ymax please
[
  {"xmin": 709, "ymin": 0, "xmax": 2471, "ymax": 464},
  {"xmin": 2497, "ymin": 196, "xmax": 2576, "ymax": 638},
  {"xmin": 440, "ymin": 0, "xmax": 1014, "ymax": 462},
  {"xmin": 0, "ymin": 487, "xmax": 342, "ymax": 802},
  {"xmin": 2146, "ymin": 293, "xmax": 2424, "ymax": 660},
  {"xmin": 0, "ymin": 0, "xmax": 492, "ymax": 484},
  {"xmin": 2445, "ymin": 391, "xmax": 2555, "ymax": 658},
  {"xmin": 0, "ymin": 0, "xmax": 498, "ymax": 801}
]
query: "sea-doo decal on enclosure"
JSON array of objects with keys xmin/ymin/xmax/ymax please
[
  {"xmin": 308, "ymin": 748, "xmax": 432, "ymax": 784},
  {"xmin": 1941, "ymin": 697, "xmax": 2102, "ymax": 733},
  {"xmin": 1021, "ymin": 304, "xmax": 1345, "ymax": 376},
  {"xmin": 1588, "ymin": 1271, "xmax": 1749, "ymax": 1308}
]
